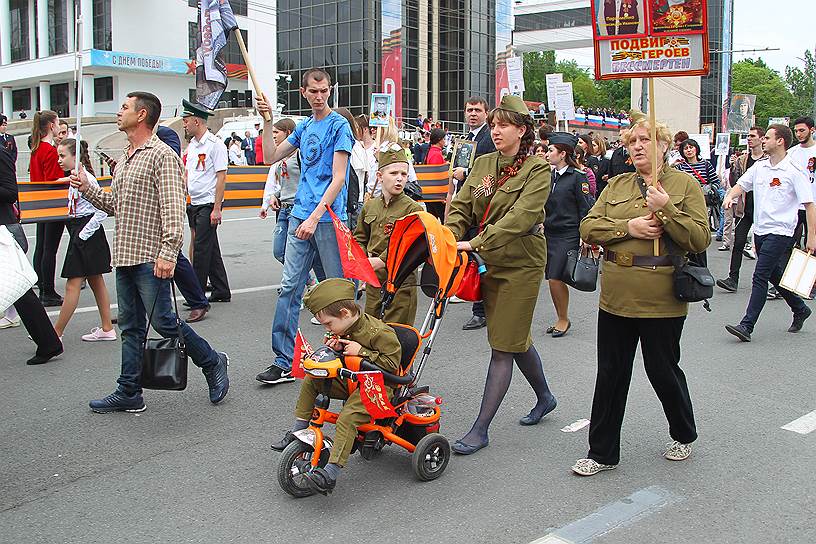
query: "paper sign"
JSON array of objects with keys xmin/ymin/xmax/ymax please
[
  {"xmin": 554, "ymin": 82, "xmax": 575, "ymax": 121},
  {"xmin": 688, "ymin": 134, "xmax": 711, "ymax": 160},
  {"xmin": 546, "ymin": 73, "xmax": 563, "ymax": 110},
  {"xmin": 506, "ymin": 56, "xmax": 525, "ymax": 93},
  {"xmin": 714, "ymin": 133, "xmax": 730, "ymax": 155},
  {"xmin": 780, "ymin": 248, "xmax": 816, "ymax": 297},
  {"xmin": 768, "ymin": 117, "xmax": 790, "ymax": 127}
]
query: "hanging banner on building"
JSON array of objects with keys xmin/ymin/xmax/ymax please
[
  {"xmin": 590, "ymin": 0, "xmax": 709, "ymax": 80},
  {"xmin": 495, "ymin": 0, "xmax": 513, "ymax": 105},
  {"xmin": 381, "ymin": 0, "xmax": 402, "ymax": 121}
]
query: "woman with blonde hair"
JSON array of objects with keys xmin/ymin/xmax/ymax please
[{"xmin": 572, "ymin": 111, "xmax": 710, "ymax": 476}]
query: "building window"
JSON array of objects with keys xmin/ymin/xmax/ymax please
[
  {"xmin": 12, "ymin": 89, "xmax": 32, "ymax": 112},
  {"xmin": 9, "ymin": 0, "xmax": 30, "ymax": 63},
  {"xmin": 189, "ymin": 21, "xmax": 247, "ymax": 64},
  {"xmin": 93, "ymin": 0, "xmax": 113, "ymax": 51},
  {"xmin": 48, "ymin": 0, "xmax": 69, "ymax": 55},
  {"xmin": 94, "ymin": 77, "xmax": 114, "ymax": 102},
  {"xmin": 188, "ymin": 0, "xmax": 247, "ymax": 17}
]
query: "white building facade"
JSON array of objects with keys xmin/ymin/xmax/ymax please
[{"xmin": 0, "ymin": 0, "xmax": 277, "ymax": 120}]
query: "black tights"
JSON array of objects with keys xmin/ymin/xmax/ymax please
[{"xmin": 458, "ymin": 345, "xmax": 555, "ymax": 446}]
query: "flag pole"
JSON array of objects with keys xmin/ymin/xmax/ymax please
[
  {"xmin": 648, "ymin": 77, "xmax": 659, "ymax": 257},
  {"xmin": 233, "ymin": 29, "xmax": 271, "ymax": 122}
]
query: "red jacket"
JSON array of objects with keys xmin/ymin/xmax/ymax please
[
  {"xmin": 425, "ymin": 145, "xmax": 445, "ymax": 165},
  {"xmin": 254, "ymin": 137, "xmax": 264, "ymax": 165},
  {"xmin": 29, "ymin": 142, "xmax": 64, "ymax": 182}
]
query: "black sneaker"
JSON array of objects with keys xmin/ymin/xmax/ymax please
[
  {"xmin": 716, "ymin": 277, "xmax": 738, "ymax": 293},
  {"xmin": 767, "ymin": 286, "xmax": 782, "ymax": 300},
  {"xmin": 89, "ymin": 391, "xmax": 146, "ymax": 413},
  {"xmin": 256, "ymin": 365, "xmax": 295, "ymax": 384},
  {"xmin": 788, "ymin": 307, "xmax": 812, "ymax": 333},
  {"xmin": 203, "ymin": 352, "xmax": 230, "ymax": 404},
  {"xmin": 725, "ymin": 324, "xmax": 751, "ymax": 342}
]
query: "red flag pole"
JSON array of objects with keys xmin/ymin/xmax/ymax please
[{"xmin": 233, "ymin": 29, "xmax": 271, "ymax": 122}]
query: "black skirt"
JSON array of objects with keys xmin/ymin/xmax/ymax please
[
  {"xmin": 61, "ymin": 215, "xmax": 112, "ymax": 278},
  {"xmin": 545, "ymin": 232, "xmax": 580, "ymax": 281}
]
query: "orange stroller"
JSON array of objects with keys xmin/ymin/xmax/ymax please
[{"xmin": 277, "ymin": 212, "xmax": 468, "ymax": 497}]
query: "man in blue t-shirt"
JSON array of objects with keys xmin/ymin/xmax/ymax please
[{"xmin": 255, "ymin": 68, "xmax": 355, "ymax": 384}]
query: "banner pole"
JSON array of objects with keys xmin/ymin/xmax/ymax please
[
  {"xmin": 649, "ymin": 77, "xmax": 659, "ymax": 257},
  {"xmin": 234, "ymin": 29, "xmax": 271, "ymax": 122}
]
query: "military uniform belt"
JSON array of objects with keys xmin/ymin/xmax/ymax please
[{"xmin": 604, "ymin": 250, "xmax": 673, "ymax": 268}]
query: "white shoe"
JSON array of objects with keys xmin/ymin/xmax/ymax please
[
  {"xmin": 448, "ymin": 296, "xmax": 467, "ymax": 304},
  {"xmin": 663, "ymin": 440, "xmax": 692, "ymax": 461},
  {"xmin": 0, "ymin": 316, "xmax": 21, "ymax": 329},
  {"xmin": 571, "ymin": 458, "xmax": 617, "ymax": 476},
  {"xmin": 81, "ymin": 327, "xmax": 117, "ymax": 342}
]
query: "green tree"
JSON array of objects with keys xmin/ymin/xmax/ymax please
[
  {"xmin": 784, "ymin": 49, "xmax": 815, "ymax": 120},
  {"xmin": 731, "ymin": 58, "xmax": 796, "ymax": 128}
]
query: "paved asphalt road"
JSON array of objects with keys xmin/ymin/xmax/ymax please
[{"xmin": 2, "ymin": 209, "xmax": 814, "ymax": 544}]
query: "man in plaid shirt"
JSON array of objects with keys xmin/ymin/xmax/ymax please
[{"xmin": 72, "ymin": 92, "xmax": 229, "ymax": 413}]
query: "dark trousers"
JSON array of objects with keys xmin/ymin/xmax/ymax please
[
  {"xmin": 739, "ymin": 233, "xmax": 808, "ymax": 332},
  {"xmin": 793, "ymin": 209, "xmax": 807, "ymax": 249},
  {"xmin": 728, "ymin": 193, "xmax": 754, "ymax": 281},
  {"xmin": 174, "ymin": 251, "xmax": 209, "ymax": 310},
  {"xmin": 588, "ymin": 309, "xmax": 697, "ymax": 465},
  {"xmin": 33, "ymin": 221, "xmax": 65, "ymax": 294},
  {"xmin": 187, "ymin": 204, "xmax": 230, "ymax": 299}
]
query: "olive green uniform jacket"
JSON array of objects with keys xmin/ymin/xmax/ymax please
[
  {"xmin": 354, "ymin": 192, "xmax": 423, "ymax": 325},
  {"xmin": 294, "ymin": 313, "xmax": 402, "ymax": 465},
  {"xmin": 579, "ymin": 167, "xmax": 711, "ymax": 318},
  {"xmin": 446, "ymin": 152, "xmax": 552, "ymax": 352}
]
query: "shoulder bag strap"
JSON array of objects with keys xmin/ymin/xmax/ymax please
[
  {"xmin": 682, "ymin": 161, "xmax": 709, "ymax": 186},
  {"xmin": 143, "ymin": 281, "xmax": 185, "ymax": 347}
]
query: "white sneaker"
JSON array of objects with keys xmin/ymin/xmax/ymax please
[
  {"xmin": 571, "ymin": 458, "xmax": 617, "ymax": 476},
  {"xmin": 0, "ymin": 316, "xmax": 21, "ymax": 329},
  {"xmin": 663, "ymin": 440, "xmax": 692, "ymax": 461},
  {"xmin": 448, "ymin": 296, "xmax": 467, "ymax": 304},
  {"xmin": 81, "ymin": 327, "xmax": 117, "ymax": 342}
]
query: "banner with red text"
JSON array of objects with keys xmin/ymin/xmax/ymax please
[{"xmin": 381, "ymin": 0, "xmax": 402, "ymax": 121}]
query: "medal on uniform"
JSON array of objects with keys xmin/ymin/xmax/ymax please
[
  {"xmin": 197, "ymin": 153, "xmax": 206, "ymax": 170},
  {"xmin": 383, "ymin": 222, "xmax": 394, "ymax": 235},
  {"xmin": 473, "ymin": 175, "xmax": 495, "ymax": 198}
]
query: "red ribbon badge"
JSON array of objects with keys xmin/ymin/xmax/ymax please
[{"xmin": 770, "ymin": 178, "xmax": 781, "ymax": 187}]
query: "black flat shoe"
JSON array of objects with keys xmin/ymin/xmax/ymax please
[
  {"xmin": 462, "ymin": 315, "xmax": 486, "ymax": 330},
  {"xmin": 208, "ymin": 295, "xmax": 231, "ymax": 303},
  {"xmin": 519, "ymin": 396, "xmax": 558, "ymax": 426},
  {"xmin": 270, "ymin": 431, "xmax": 296, "ymax": 452},
  {"xmin": 26, "ymin": 346, "xmax": 63, "ymax": 365},
  {"xmin": 303, "ymin": 467, "xmax": 336, "ymax": 495},
  {"xmin": 452, "ymin": 439, "xmax": 488, "ymax": 455},
  {"xmin": 551, "ymin": 320, "xmax": 571, "ymax": 338}
]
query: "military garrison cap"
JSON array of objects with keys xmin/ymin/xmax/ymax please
[
  {"xmin": 496, "ymin": 95, "xmax": 530, "ymax": 117},
  {"xmin": 378, "ymin": 141, "xmax": 409, "ymax": 170},
  {"xmin": 181, "ymin": 99, "xmax": 213, "ymax": 119},
  {"xmin": 303, "ymin": 278, "xmax": 357, "ymax": 315}
]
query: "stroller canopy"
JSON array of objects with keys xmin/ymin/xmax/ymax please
[{"xmin": 383, "ymin": 211, "xmax": 466, "ymax": 304}]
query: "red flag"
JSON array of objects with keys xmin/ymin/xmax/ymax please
[
  {"xmin": 356, "ymin": 372, "xmax": 397, "ymax": 419},
  {"xmin": 325, "ymin": 205, "xmax": 381, "ymax": 287},
  {"xmin": 291, "ymin": 328, "xmax": 313, "ymax": 379}
]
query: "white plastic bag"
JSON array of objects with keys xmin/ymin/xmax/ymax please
[{"xmin": 0, "ymin": 225, "xmax": 38, "ymax": 313}]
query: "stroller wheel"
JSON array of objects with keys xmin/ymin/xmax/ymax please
[
  {"xmin": 277, "ymin": 440, "xmax": 327, "ymax": 498},
  {"xmin": 411, "ymin": 433, "xmax": 450, "ymax": 481}
]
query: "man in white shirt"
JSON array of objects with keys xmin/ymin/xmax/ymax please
[
  {"xmin": 723, "ymin": 124, "xmax": 816, "ymax": 342},
  {"xmin": 788, "ymin": 116, "xmax": 816, "ymax": 248},
  {"xmin": 181, "ymin": 99, "xmax": 231, "ymax": 302}
]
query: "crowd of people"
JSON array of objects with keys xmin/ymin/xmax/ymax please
[{"xmin": 3, "ymin": 64, "xmax": 816, "ymax": 492}]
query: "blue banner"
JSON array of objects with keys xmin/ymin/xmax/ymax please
[{"xmin": 89, "ymin": 49, "xmax": 192, "ymax": 75}]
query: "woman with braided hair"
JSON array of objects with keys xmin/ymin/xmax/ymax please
[{"xmin": 445, "ymin": 94, "xmax": 558, "ymax": 455}]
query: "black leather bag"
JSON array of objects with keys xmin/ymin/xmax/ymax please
[
  {"xmin": 140, "ymin": 282, "xmax": 188, "ymax": 390},
  {"xmin": 672, "ymin": 259, "xmax": 715, "ymax": 304},
  {"xmin": 563, "ymin": 247, "xmax": 599, "ymax": 292}
]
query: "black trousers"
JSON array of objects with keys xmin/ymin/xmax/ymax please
[
  {"xmin": 187, "ymin": 204, "xmax": 231, "ymax": 298},
  {"xmin": 728, "ymin": 192, "xmax": 754, "ymax": 281},
  {"xmin": 33, "ymin": 221, "xmax": 65, "ymax": 293},
  {"xmin": 13, "ymin": 289, "xmax": 62, "ymax": 356},
  {"xmin": 793, "ymin": 209, "xmax": 807, "ymax": 249},
  {"xmin": 588, "ymin": 309, "xmax": 697, "ymax": 465}
]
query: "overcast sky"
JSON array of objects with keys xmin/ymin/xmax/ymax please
[{"xmin": 555, "ymin": 0, "xmax": 815, "ymax": 74}]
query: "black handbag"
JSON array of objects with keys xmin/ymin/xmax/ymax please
[
  {"xmin": 563, "ymin": 246, "xmax": 599, "ymax": 292},
  {"xmin": 140, "ymin": 282, "xmax": 188, "ymax": 390}
]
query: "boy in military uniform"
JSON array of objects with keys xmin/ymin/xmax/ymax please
[
  {"xmin": 270, "ymin": 278, "xmax": 402, "ymax": 494},
  {"xmin": 354, "ymin": 143, "xmax": 423, "ymax": 325}
]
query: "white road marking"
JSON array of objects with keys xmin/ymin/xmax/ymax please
[
  {"xmin": 46, "ymin": 283, "xmax": 281, "ymax": 317},
  {"xmin": 781, "ymin": 410, "xmax": 816, "ymax": 434},
  {"xmin": 529, "ymin": 536, "xmax": 573, "ymax": 544},
  {"xmin": 560, "ymin": 419, "xmax": 590, "ymax": 433}
]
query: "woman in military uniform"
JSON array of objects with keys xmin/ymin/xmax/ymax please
[
  {"xmin": 571, "ymin": 112, "xmax": 710, "ymax": 477},
  {"xmin": 445, "ymin": 95, "xmax": 558, "ymax": 455},
  {"xmin": 543, "ymin": 133, "xmax": 595, "ymax": 337}
]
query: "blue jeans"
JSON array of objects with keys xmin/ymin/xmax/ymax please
[
  {"xmin": 116, "ymin": 263, "xmax": 219, "ymax": 395},
  {"xmin": 274, "ymin": 206, "xmax": 326, "ymax": 281},
  {"xmin": 739, "ymin": 233, "xmax": 808, "ymax": 332},
  {"xmin": 271, "ymin": 217, "xmax": 344, "ymax": 370}
]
